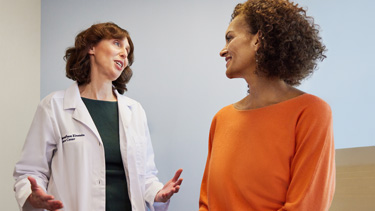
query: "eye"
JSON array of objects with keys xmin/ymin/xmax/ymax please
[
  {"xmin": 114, "ymin": 40, "xmax": 121, "ymax": 47},
  {"xmin": 225, "ymin": 34, "xmax": 233, "ymax": 43}
]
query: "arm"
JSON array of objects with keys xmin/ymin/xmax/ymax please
[
  {"xmin": 278, "ymin": 101, "xmax": 335, "ymax": 211},
  {"xmin": 13, "ymin": 101, "xmax": 62, "ymax": 210}
]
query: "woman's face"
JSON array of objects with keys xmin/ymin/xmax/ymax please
[
  {"xmin": 88, "ymin": 37, "xmax": 130, "ymax": 82},
  {"xmin": 220, "ymin": 15, "xmax": 259, "ymax": 79}
]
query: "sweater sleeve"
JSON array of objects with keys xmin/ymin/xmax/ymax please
[
  {"xmin": 199, "ymin": 116, "xmax": 217, "ymax": 211},
  {"xmin": 278, "ymin": 100, "xmax": 335, "ymax": 211}
]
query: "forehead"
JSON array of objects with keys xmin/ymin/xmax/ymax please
[
  {"xmin": 120, "ymin": 37, "xmax": 129, "ymax": 45},
  {"xmin": 226, "ymin": 15, "xmax": 249, "ymax": 34},
  {"xmin": 97, "ymin": 38, "xmax": 130, "ymax": 49}
]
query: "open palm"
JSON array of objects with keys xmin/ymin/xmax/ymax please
[
  {"xmin": 27, "ymin": 176, "xmax": 64, "ymax": 211},
  {"xmin": 154, "ymin": 169, "xmax": 183, "ymax": 202}
]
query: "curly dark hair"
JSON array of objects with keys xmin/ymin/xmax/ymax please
[
  {"xmin": 232, "ymin": 0, "xmax": 326, "ymax": 85},
  {"xmin": 64, "ymin": 22, "xmax": 134, "ymax": 94}
]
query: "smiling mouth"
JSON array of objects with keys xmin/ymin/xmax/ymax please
[
  {"xmin": 115, "ymin": 61, "xmax": 123, "ymax": 69},
  {"xmin": 225, "ymin": 57, "xmax": 232, "ymax": 67}
]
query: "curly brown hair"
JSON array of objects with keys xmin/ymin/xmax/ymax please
[
  {"xmin": 232, "ymin": 0, "xmax": 326, "ymax": 85},
  {"xmin": 64, "ymin": 22, "xmax": 134, "ymax": 94}
]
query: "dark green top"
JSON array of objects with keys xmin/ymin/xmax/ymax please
[{"xmin": 82, "ymin": 97, "xmax": 132, "ymax": 211}]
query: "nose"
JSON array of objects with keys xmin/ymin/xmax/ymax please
[
  {"xmin": 118, "ymin": 48, "xmax": 129, "ymax": 67},
  {"xmin": 119, "ymin": 48, "xmax": 128, "ymax": 59},
  {"xmin": 220, "ymin": 47, "xmax": 227, "ymax": 57}
]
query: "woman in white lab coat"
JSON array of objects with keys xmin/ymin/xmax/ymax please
[{"xmin": 14, "ymin": 22, "xmax": 183, "ymax": 211}]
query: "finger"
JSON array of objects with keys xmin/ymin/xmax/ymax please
[
  {"xmin": 41, "ymin": 194, "xmax": 55, "ymax": 201},
  {"xmin": 28, "ymin": 176, "xmax": 39, "ymax": 191},
  {"xmin": 50, "ymin": 203, "xmax": 64, "ymax": 210},
  {"xmin": 174, "ymin": 178, "xmax": 183, "ymax": 186},
  {"xmin": 168, "ymin": 187, "xmax": 179, "ymax": 195},
  {"xmin": 171, "ymin": 169, "xmax": 183, "ymax": 182},
  {"xmin": 174, "ymin": 186, "xmax": 180, "ymax": 193},
  {"xmin": 46, "ymin": 200, "xmax": 64, "ymax": 210}
]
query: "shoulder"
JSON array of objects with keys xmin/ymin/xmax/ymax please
[
  {"xmin": 117, "ymin": 94, "xmax": 147, "ymax": 118},
  {"xmin": 295, "ymin": 94, "xmax": 334, "ymax": 148},
  {"xmin": 210, "ymin": 105, "xmax": 235, "ymax": 124},
  {"xmin": 38, "ymin": 89, "xmax": 65, "ymax": 108},
  {"xmin": 117, "ymin": 94, "xmax": 142, "ymax": 108},
  {"xmin": 120, "ymin": 94, "xmax": 139, "ymax": 105},
  {"xmin": 295, "ymin": 94, "xmax": 333, "ymax": 127},
  {"xmin": 283, "ymin": 93, "xmax": 332, "ymax": 117},
  {"xmin": 300, "ymin": 94, "xmax": 332, "ymax": 115},
  {"xmin": 214, "ymin": 104, "xmax": 234, "ymax": 117},
  {"xmin": 28, "ymin": 89, "xmax": 67, "ymax": 121}
]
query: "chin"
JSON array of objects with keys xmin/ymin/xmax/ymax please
[
  {"xmin": 225, "ymin": 70, "xmax": 238, "ymax": 79},
  {"xmin": 226, "ymin": 74, "xmax": 235, "ymax": 79}
]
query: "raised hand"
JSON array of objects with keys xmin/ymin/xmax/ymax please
[
  {"xmin": 27, "ymin": 176, "xmax": 64, "ymax": 211},
  {"xmin": 154, "ymin": 168, "xmax": 183, "ymax": 202}
]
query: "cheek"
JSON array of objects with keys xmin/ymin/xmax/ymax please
[
  {"xmin": 97, "ymin": 50, "xmax": 111, "ymax": 61},
  {"xmin": 124, "ymin": 59, "xmax": 129, "ymax": 68},
  {"xmin": 108, "ymin": 48, "xmax": 116, "ymax": 57},
  {"xmin": 100, "ymin": 46, "xmax": 114, "ymax": 57},
  {"xmin": 227, "ymin": 42, "xmax": 238, "ymax": 55}
]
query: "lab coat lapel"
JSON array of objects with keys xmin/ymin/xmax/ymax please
[
  {"xmin": 116, "ymin": 90, "xmax": 132, "ymax": 129},
  {"xmin": 115, "ymin": 90, "xmax": 146, "ymax": 209},
  {"xmin": 63, "ymin": 82, "xmax": 102, "ymax": 144}
]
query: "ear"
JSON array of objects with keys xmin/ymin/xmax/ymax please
[
  {"xmin": 253, "ymin": 31, "xmax": 261, "ymax": 51},
  {"xmin": 88, "ymin": 45, "xmax": 95, "ymax": 55}
]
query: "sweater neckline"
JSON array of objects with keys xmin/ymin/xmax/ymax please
[{"xmin": 231, "ymin": 93, "xmax": 309, "ymax": 112}]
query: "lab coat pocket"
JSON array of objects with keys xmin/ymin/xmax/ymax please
[
  {"xmin": 61, "ymin": 138, "xmax": 86, "ymax": 164},
  {"xmin": 134, "ymin": 135, "xmax": 147, "ymax": 175}
]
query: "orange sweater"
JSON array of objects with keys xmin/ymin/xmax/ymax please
[{"xmin": 199, "ymin": 94, "xmax": 335, "ymax": 211}]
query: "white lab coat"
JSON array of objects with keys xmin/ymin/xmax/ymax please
[{"xmin": 13, "ymin": 82, "xmax": 169, "ymax": 211}]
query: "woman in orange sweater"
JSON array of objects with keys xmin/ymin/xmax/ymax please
[{"xmin": 199, "ymin": 0, "xmax": 335, "ymax": 210}]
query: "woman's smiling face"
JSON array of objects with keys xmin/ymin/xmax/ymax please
[{"xmin": 220, "ymin": 15, "xmax": 259, "ymax": 80}]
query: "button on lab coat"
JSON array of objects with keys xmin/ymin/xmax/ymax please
[{"xmin": 14, "ymin": 82, "xmax": 168, "ymax": 211}]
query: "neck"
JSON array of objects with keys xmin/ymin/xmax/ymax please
[
  {"xmin": 249, "ymin": 77, "xmax": 288, "ymax": 97},
  {"xmin": 79, "ymin": 80, "xmax": 117, "ymax": 101},
  {"xmin": 235, "ymin": 77, "xmax": 303, "ymax": 110}
]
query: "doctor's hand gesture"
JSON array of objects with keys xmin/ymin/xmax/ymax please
[
  {"xmin": 154, "ymin": 168, "xmax": 183, "ymax": 203},
  {"xmin": 27, "ymin": 176, "xmax": 64, "ymax": 211}
]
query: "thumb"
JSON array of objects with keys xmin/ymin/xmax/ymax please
[{"xmin": 28, "ymin": 176, "xmax": 39, "ymax": 191}]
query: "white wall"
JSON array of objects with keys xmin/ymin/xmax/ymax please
[
  {"xmin": 0, "ymin": 0, "xmax": 41, "ymax": 210},
  {"xmin": 38, "ymin": 0, "xmax": 375, "ymax": 210}
]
